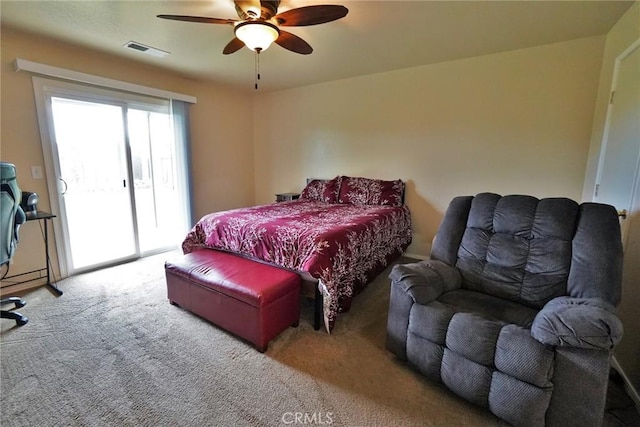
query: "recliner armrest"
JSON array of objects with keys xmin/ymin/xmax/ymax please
[
  {"xmin": 389, "ymin": 259, "xmax": 461, "ymax": 304},
  {"xmin": 531, "ymin": 296, "xmax": 623, "ymax": 350}
]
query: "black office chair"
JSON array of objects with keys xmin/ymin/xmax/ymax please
[{"xmin": 1, "ymin": 162, "xmax": 28, "ymax": 326}]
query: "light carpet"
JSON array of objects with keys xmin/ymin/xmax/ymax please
[{"xmin": 1, "ymin": 251, "xmax": 516, "ymax": 426}]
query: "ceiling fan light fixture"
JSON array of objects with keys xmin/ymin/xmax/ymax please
[{"xmin": 234, "ymin": 21, "xmax": 279, "ymax": 52}]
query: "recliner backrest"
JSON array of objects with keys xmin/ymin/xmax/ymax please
[
  {"xmin": 431, "ymin": 192, "xmax": 623, "ymax": 308},
  {"xmin": 1, "ymin": 162, "xmax": 25, "ymax": 267}
]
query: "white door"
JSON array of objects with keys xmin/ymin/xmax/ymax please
[
  {"xmin": 593, "ymin": 39, "xmax": 640, "ymax": 394},
  {"xmin": 594, "ymin": 40, "xmax": 640, "ymax": 243}
]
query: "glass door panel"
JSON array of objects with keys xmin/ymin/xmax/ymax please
[
  {"xmin": 128, "ymin": 109, "xmax": 185, "ymax": 253},
  {"xmin": 51, "ymin": 97, "xmax": 136, "ymax": 271}
]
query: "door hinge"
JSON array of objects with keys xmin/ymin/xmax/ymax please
[
  {"xmin": 595, "ymin": 183, "xmax": 599, "ymax": 197},
  {"xmin": 610, "ymin": 91, "xmax": 615, "ymax": 104}
]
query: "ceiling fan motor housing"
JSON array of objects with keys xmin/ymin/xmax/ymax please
[{"xmin": 235, "ymin": 0, "xmax": 280, "ymax": 20}]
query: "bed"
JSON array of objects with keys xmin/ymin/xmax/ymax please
[{"xmin": 182, "ymin": 176, "xmax": 412, "ymax": 332}]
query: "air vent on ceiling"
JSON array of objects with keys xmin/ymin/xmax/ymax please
[{"xmin": 123, "ymin": 41, "xmax": 170, "ymax": 58}]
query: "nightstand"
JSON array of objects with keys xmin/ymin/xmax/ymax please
[{"xmin": 275, "ymin": 192, "xmax": 300, "ymax": 202}]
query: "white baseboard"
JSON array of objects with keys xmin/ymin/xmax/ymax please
[{"xmin": 612, "ymin": 356, "xmax": 640, "ymax": 411}]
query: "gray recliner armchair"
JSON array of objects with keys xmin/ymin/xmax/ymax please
[{"xmin": 386, "ymin": 193, "xmax": 623, "ymax": 426}]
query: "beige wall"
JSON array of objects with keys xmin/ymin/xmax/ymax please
[
  {"xmin": 0, "ymin": 26, "xmax": 254, "ymax": 288},
  {"xmin": 253, "ymin": 36, "xmax": 605, "ymax": 256},
  {"xmin": 582, "ymin": 2, "xmax": 640, "ymax": 395}
]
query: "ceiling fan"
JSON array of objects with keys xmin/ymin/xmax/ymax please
[{"xmin": 157, "ymin": 0, "xmax": 349, "ymax": 55}]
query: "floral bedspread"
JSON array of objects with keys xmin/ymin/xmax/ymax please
[{"xmin": 182, "ymin": 200, "xmax": 412, "ymax": 332}]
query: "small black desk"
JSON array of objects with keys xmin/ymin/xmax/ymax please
[{"xmin": 2, "ymin": 211, "xmax": 62, "ymax": 296}]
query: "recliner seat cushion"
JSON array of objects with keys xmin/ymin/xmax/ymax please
[
  {"xmin": 408, "ymin": 300, "xmax": 555, "ymax": 425},
  {"xmin": 438, "ymin": 289, "xmax": 538, "ymax": 328}
]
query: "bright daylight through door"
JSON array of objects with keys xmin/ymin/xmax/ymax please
[{"xmin": 50, "ymin": 96, "xmax": 185, "ymax": 272}]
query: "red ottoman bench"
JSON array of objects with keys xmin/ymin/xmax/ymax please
[{"xmin": 165, "ymin": 249, "xmax": 300, "ymax": 352}]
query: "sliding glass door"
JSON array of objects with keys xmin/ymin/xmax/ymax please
[
  {"xmin": 51, "ymin": 97, "xmax": 137, "ymax": 270},
  {"xmin": 34, "ymin": 78, "xmax": 190, "ymax": 276}
]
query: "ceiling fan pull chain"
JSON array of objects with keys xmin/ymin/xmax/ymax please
[{"xmin": 254, "ymin": 48, "xmax": 262, "ymax": 90}]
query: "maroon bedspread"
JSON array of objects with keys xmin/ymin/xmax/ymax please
[{"xmin": 182, "ymin": 200, "xmax": 412, "ymax": 331}]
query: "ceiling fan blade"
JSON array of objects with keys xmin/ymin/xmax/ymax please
[
  {"xmin": 274, "ymin": 5, "xmax": 348, "ymax": 26},
  {"xmin": 157, "ymin": 15, "xmax": 236, "ymax": 25},
  {"xmin": 234, "ymin": 0, "xmax": 262, "ymax": 19},
  {"xmin": 275, "ymin": 30, "xmax": 313, "ymax": 55},
  {"xmin": 223, "ymin": 37, "xmax": 245, "ymax": 55}
]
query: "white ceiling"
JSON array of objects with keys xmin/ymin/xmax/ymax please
[{"xmin": 0, "ymin": 1, "xmax": 634, "ymax": 93}]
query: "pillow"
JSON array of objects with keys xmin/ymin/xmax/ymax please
[
  {"xmin": 338, "ymin": 176, "xmax": 404, "ymax": 206},
  {"xmin": 300, "ymin": 176, "xmax": 342, "ymax": 203}
]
